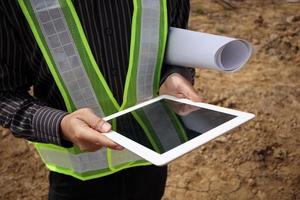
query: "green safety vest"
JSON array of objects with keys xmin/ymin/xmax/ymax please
[{"xmin": 19, "ymin": 0, "xmax": 186, "ymax": 180}]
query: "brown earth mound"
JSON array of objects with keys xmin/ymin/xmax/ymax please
[{"xmin": 1, "ymin": 0, "xmax": 299, "ymax": 199}]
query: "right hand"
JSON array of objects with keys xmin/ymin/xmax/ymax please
[{"xmin": 60, "ymin": 108, "xmax": 124, "ymax": 152}]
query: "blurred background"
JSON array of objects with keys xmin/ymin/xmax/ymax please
[{"xmin": 1, "ymin": 0, "xmax": 299, "ymax": 199}]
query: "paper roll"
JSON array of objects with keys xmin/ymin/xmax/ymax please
[{"xmin": 165, "ymin": 27, "xmax": 253, "ymax": 72}]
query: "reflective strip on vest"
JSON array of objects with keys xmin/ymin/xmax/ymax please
[
  {"xmin": 19, "ymin": 0, "xmax": 185, "ymax": 180},
  {"xmin": 136, "ymin": 0, "xmax": 161, "ymax": 101},
  {"xmin": 109, "ymin": 149, "xmax": 143, "ymax": 167},
  {"xmin": 31, "ymin": 0, "xmax": 104, "ymax": 116},
  {"xmin": 38, "ymin": 148, "xmax": 108, "ymax": 173}
]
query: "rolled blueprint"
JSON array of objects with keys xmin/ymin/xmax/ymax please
[{"xmin": 165, "ymin": 27, "xmax": 253, "ymax": 72}]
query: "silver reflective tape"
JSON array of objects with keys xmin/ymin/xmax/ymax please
[
  {"xmin": 38, "ymin": 148, "xmax": 109, "ymax": 173},
  {"xmin": 136, "ymin": 0, "xmax": 161, "ymax": 102},
  {"xmin": 71, "ymin": 149, "xmax": 108, "ymax": 173},
  {"xmin": 31, "ymin": 0, "xmax": 104, "ymax": 116},
  {"xmin": 38, "ymin": 147, "xmax": 73, "ymax": 169},
  {"xmin": 110, "ymin": 149, "xmax": 143, "ymax": 166},
  {"xmin": 143, "ymin": 103, "xmax": 182, "ymax": 151}
]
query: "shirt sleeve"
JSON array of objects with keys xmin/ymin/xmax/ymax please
[
  {"xmin": 0, "ymin": 2, "xmax": 70, "ymax": 147},
  {"xmin": 161, "ymin": 0, "xmax": 195, "ymax": 85}
]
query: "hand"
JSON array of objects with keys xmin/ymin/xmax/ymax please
[
  {"xmin": 159, "ymin": 73, "xmax": 204, "ymax": 102},
  {"xmin": 60, "ymin": 108, "xmax": 124, "ymax": 152}
]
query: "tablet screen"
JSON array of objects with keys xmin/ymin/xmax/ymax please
[{"xmin": 109, "ymin": 99, "xmax": 237, "ymax": 154}]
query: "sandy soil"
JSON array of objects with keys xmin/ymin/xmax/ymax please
[{"xmin": 1, "ymin": 0, "xmax": 299, "ymax": 199}]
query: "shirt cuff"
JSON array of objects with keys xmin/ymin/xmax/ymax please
[
  {"xmin": 32, "ymin": 106, "xmax": 72, "ymax": 147},
  {"xmin": 160, "ymin": 65, "xmax": 195, "ymax": 86}
]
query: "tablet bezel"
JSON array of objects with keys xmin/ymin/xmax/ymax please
[{"xmin": 103, "ymin": 95, "xmax": 255, "ymax": 166}]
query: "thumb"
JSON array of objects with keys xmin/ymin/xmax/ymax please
[
  {"xmin": 180, "ymin": 84, "xmax": 204, "ymax": 102},
  {"xmin": 77, "ymin": 108, "xmax": 111, "ymax": 133}
]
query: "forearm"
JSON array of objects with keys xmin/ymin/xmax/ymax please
[{"xmin": 0, "ymin": 90, "xmax": 68, "ymax": 146}]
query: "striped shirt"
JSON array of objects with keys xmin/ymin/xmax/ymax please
[{"xmin": 0, "ymin": 0, "xmax": 194, "ymax": 147}]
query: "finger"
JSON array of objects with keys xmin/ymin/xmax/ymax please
[
  {"xmin": 93, "ymin": 118, "xmax": 111, "ymax": 133},
  {"xmin": 77, "ymin": 108, "xmax": 111, "ymax": 132},
  {"xmin": 180, "ymin": 84, "xmax": 204, "ymax": 102},
  {"xmin": 175, "ymin": 93, "xmax": 185, "ymax": 99},
  {"xmin": 78, "ymin": 126, "xmax": 123, "ymax": 150}
]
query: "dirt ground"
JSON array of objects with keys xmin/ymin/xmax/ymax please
[{"xmin": 1, "ymin": 0, "xmax": 300, "ymax": 199}]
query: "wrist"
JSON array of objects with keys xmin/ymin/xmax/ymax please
[{"xmin": 160, "ymin": 65, "xmax": 195, "ymax": 86}]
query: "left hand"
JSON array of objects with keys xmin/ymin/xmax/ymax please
[{"xmin": 159, "ymin": 73, "xmax": 204, "ymax": 102}]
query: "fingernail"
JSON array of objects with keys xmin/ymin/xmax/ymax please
[
  {"xmin": 102, "ymin": 122, "xmax": 111, "ymax": 132},
  {"xmin": 115, "ymin": 145, "xmax": 124, "ymax": 151}
]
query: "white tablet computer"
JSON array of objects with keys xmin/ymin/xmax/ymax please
[{"xmin": 104, "ymin": 95, "xmax": 255, "ymax": 166}]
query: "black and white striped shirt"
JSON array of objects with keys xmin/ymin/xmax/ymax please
[{"xmin": 0, "ymin": 0, "xmax": 194, "ymax": 147}]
